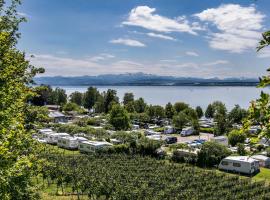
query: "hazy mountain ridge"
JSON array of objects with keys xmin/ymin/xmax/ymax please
[{"xmin": 34, "ymin": 73, "xmax": 259, "ymax": 86}]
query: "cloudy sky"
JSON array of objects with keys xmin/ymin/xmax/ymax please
[{"xmin": 18, "ymin": 0, "xmax": 270, "ymax": 78}]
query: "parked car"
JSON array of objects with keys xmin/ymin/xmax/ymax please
[{"xmin": 165, "ymin": 136, "xmax": 177, "ymax": 144}]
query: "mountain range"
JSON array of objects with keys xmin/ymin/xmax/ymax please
[{"xmin": 34, "ymin": 73, "xmax": 259, "ymax": 86}]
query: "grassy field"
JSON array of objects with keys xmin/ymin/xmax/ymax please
[{"xmin": 253, "ymin": 168, "xmax": 270, "ymax": 182}]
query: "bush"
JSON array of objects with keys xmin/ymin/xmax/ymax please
[
  {"xmin": 237, "ymin": 143, "xmax": 246, "ymax": 155},
  {"xmin": 172, "ymin": 150, "xmax": 197, "ymax": 164},
  {"xmin": 197, "ymin": 141, "xmax": 231, "ymax": 167},
  {"xmin": 266, "ymin": 147, "xmax": 270, "ymax": 157},
  {"xmin": 228, "ymin": 130, "xmax": 246, "ymax": 146},
  {"xmin": 200, "ymin": 127, "xmax": 214, "ymax": 133}
]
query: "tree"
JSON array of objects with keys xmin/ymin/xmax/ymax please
[
  {"xmin": 53, "ymin": 87, "xmax": 67, "ymax": 105},
  {"xmin": 94, "ymin": 94, "xmax": 105, "ymax": 113},
  {"xmin": 212, "ymin": 101, "xmax": 227, "ymax": 117},
  {"xmin": 205, "ymin": 104, "xmax": 214, "ymax": 118},
  {"xmin": 70, "ymin": 91, "xmax": 83, "ymax": 106},
  {"xmin": 25, "ymin": 105, "xmax": 50, "ymax": 128},
  {"xmin": 174, "ymin": 102, "xmax": 189, "ymax": 113},
  {"xmin": 165, "ymin": 102, "xmax": 175, "ymax": 119},
  {"xmin": 62, "ymin": 102, "xmax": 84, "ymax": 113},
  {"xmin": 228, "ymin": 130, "xmax": 246, "ymax": 147},
  {"xmin": 182, "ymin": 107, "xmax": 198, "ymax": 120},
  {"xmin": 237, "ymin": 143, "xmax": 246, "ymax": 156},
  {"xmin": 125, "ymin": 101, "xmax": 135, "ymax": 113},
  {"xmin": 109, "ymin": 104, "xmax": 130, "ymax": 130},
  {"xmin": 228, "ymin": 105, "xmax": 247, "ymax": 124},
  {"xmin": 104, "ymin": 89, "xmax": 119, "ymax": 113},
  {"xmin": 173, "ymin": 112, "xmax": 189, "ymax": 130},
  {"xmin": 147, "ymin": 105, "xmax": 165, "ymax": 119},
  {"xmin": 134, "ymin": 97, "xmax": 147, "ymax": 113},
  {"xmin": 83, "ymin": 87, "xmax": 100, "ymax": 109},
  {"xmin": 195, "ymin": 106, "xmax": 203, "ymax": 119},
  {"xmin": 30, "ymin": 85, "xmax": 53, "ymax": 106},
  {"xmin": 197, "ymin": 141, "xmax": 231, "ymax": 167},
  {"xmin": 213, "ymin": 113, "xmax": 229, "ymax": 136},
  {"xmin": 123, "ymin": 92, "xmax": 134, "ymax": 105},
  {"xmin": 0, "ymin": 1, "xmax": 43, "ymax": 198}
]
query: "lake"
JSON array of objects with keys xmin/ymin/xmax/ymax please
[{"xmin": 53, "ymin": 86, "xmax": 269, "ymax": 110}]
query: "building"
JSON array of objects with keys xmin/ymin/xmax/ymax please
[
  {"xmin": 251, "ymin": 155, "xmax": 270, "ymax": 168},
  {"xmin": 218, "ymin": 156, "xmax": 260, "ymax": 175}
]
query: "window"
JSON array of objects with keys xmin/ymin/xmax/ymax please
[
  {"xmin": 221, "ymin": 161, "xmax": 229, "ymax": 166},
  {"xmin": 233, "ymin": 162, "xmax": 241, "ymax": 167}
]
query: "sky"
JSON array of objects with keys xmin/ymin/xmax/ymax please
[{"xmin": 17, "ymin": 0, "xmax": 270, "ymax": 78}]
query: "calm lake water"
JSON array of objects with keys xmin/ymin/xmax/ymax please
[{"xmin": 54, "ymin": 86, "xmax": 269, "ymax": 110}]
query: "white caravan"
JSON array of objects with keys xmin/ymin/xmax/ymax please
[
  {"xmin": 47, "ymin": 133, "xmax": 70, "ymax": 144},
  {"xmin": 211, "ymin": 136, "xmax": 228, "ymax": 146},
  {"xmin": 79, "ymin": 141, "xmax": 112, "ymax": 153},
  {"xmin": 38, "ymin": 128, "xmax": 54, "ymax": 139},
  {"xmin": 181, "ymin": 127, "xmax": 194, "ymax": 137},
  {"xmin": 57, "ymin": 136, "xmax": 79, "ymax": 150},
  {"xmin": 219, "ymin": 156, "xmax": 260, "ymax": 175}
]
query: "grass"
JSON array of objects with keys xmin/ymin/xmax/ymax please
[{"xmin": 253, "ymin": 167, "xmax": 270, "ymax": 182}]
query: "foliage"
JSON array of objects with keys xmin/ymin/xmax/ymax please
[
  {"xmin": 214, "ymin": 113, "xmax": 230, "ymax": 136},
  {"xmin": 172, "ymin": 112, "xmax": 189, "ymax": 130},
  {"xmin": 83, "ymin": 87, "xmax": 100, "ymax": 109},
  {"xmin": 62, "ymin": 102, "xmax": 84, "ymax": 113},
  {"xmin": 197, "ymin": 141, "xmax": 231, "ymax": 167},
  {"xmin": 205, "ymin": 104, "xmax": 214, "ymax": 118},
  {"xmin": 200, "ymin": 127, "xmax": 214, "ymax": 133},
  {"xmin": 165, "ymin": 102, "xmax": 175, "ymax": 119},
  {"xmin": 228, "ymin": 130, "xmax": 246, "ymax": 147},
  {"xmin": 228, "ymin": 105, "xmax": 247, "ymax": 124},
  {"xmin": 69, "ymin": 91, "xmax": 83, "ymax": 106},
  {"xmin": 130, "ymin": 112, "xmax": 150, "ymax": 123},
  {"xmin": 266, "ymin": 147, "xmax": 270, "ymax": 157},
  {"xmin": 123, "ymin": 92, "xmax": 134, "ymax": 105},
  {"xmin": 147, "ymin": 105, "xmax": 165, "ymax": 119},
  {"xmin": 174, "ymin": 102, "xmax": 189, "ymax": 113},
  {"xmin": 195, "ymin": 106, "xmax": 203, "ymax": 118},
  {"xmin": 104, "ymin": 89, "xmax": 119, "ymax": 113},
  {"xmin": 109, "ymin": 104, "xmax": 130, "ymax": 130},
  {"xmin": 237, "ymin": 143, "xmax": 246, "ymax": 156},
  {"xmin": 40, "ymin": 153, "xmax": 270, "ymax": 200},
  {"xmin": 0, "ymin": 1, "xmax": 43, "ymax": 199},
  {"xmin": 24, "ymin": 105, "xmax": 50, "ymax": 128},
  {"xmin": 134, "ymin": 97, "xmax": 147, "ymax": 113}
]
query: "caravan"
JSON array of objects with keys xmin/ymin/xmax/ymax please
[
  {"xmin": 47, "ymin": 133, "xmax": 70, "ymax": 144},
  {"xmin": 181, "ymin": 127, "xmax": 194, "ymax": 137},
  {"xmin": 219, "ymin": 156, "xmax": 260, "ymax": 175},
  {"xmin": 79, "ymin": 141, "xmax": 112, "ymax": 153}
]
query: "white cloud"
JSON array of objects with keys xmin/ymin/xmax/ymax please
[
  {"xmin": 160, "ymin": 59, "xmax": 177, "ymax": 62},
  {"xmin": 110, "ymin": 38, "xmax": 146, "ymax": 47},
  {"xmin": 122, "ymin": 6, "xmax": 197, "ymax": 35},
  {"xmin": 18, "ymin": 12, "xmax": 28, "ymax": 17},
  {"xmin": 194, "ymin": 4, "xmax": 265, "ymax": 53},
  {"xmin": 146, "ymin": 32, "xmax": 176, "ymax": 41},
  {"xmin": 203, "ymin": 60, "xmax": 229, "ymax": 66},
  {"xmin": 186, "ymin": 51, "xmax": 199, "ymax": 57},
  {"xmin": 257, "ymin": 48, "xmax": 270, "ymax": 58},
  {"xmin": 88, "ymin": 53, "xmax": 115, "ymax": 62}
]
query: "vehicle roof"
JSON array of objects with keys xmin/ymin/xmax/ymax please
[
  {"xmin": 224, "ymin": 156, "xmax": 257, "ymax": 163},
  {"xmin": 81, "ymin": 141, "xmax": 112, "ymax": 146},
  {"xmin": 251, "ymin": 155, "xmax": 270, "ymax": 161}
]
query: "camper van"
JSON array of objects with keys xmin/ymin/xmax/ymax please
[
  {"xmin": 47, "ymin": 133, "xmax": 70, "ymax": 144},
  {"xmin": 219, "ymin": 156, "xmax": 260, "ymax": 175},
  {"xmin": 180, "ymin": 127, "xmax": 194, "ymax": 137},
  {"xmin": 164, "ymin": 126, "xmax": 174, "ymax": 134},
  {"xmin": 79, "ymin": 141, "xmax": 112, "ymax": 153},
  {"xmin": 57, "ymin": 136, "xmax": 79, "ymax": 150}
]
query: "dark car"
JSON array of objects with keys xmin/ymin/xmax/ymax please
[{"xmin": 165, "ymin": 136, "xmax": 177, "ymax": 144}]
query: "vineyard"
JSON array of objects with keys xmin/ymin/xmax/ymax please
[{"xmin": 40, "ymin": 153, "xmax": 270, "ymax": 200}]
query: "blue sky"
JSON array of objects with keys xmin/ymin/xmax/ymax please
[{"xmin": 17, "ymin": 0, "xmax": 270, "ymax": 78}]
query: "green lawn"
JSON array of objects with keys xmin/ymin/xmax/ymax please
[{"xmin": 253, "ymin": 167, "xmax": 270, "ymax": 182}]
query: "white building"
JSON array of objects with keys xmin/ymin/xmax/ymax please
[
  {"xmin": 211, "ymin": 136, "xmax": 228, "ymax": 146},
  {"xmin": 219, "ymin": 156, "xmax": 260, "ymax": 175},
  {"xmin": 180, "ymin": 127, "xmax": 194, "ymax": 137},
  {"xmin": 251, "ymin": 155, "xmax": 270, "ymax": 168},
  {"xmin": 79, "ymin": 141, "xmax": 112, "ymax": 153}
]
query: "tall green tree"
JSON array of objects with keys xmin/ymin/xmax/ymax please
[
  {"xmin": 83, "ymin": 86, "xmax": 100, "ymax": 109},
  {"xmin": 104, "ymin": 89, "xmax": 119, "ymax": 113},
  {"xmin": 0, "ymin": 1, "xmax": 43, "ymax": 198},
  {"xmin": 123, "ymin": 92, "xmax": 134, "ymax": 105},
  {"xmin": 195, "ymin": 106, "xmax": 203, "ymax": 119},
  {"xmin": 134, "ymin": 97, "xmax": 147, "ymax": 113},
  {"xmin": 205, "ymin": 104, "xmax": 214, "ymax": 118},
  {"xmin": 53, "ymin": 87, "xmax": 67, "ymax": 105},
  {"xmin": 173, "ymin": 112, "xmax": 189, "ymax": 130},
  {"xmin": 70, "ymin": 91, "xmax": 83, "ymax": 106},
  {"xmin": 174, "ymin": 102, "xmax": 189, "ymax": 113},
  {"xmin": 109, "ymin": 104, "xmax": 130, "ymax": 130},
  {"xmin": 165, "ymin": 102, "xmax": 175, "ymax": 119}
]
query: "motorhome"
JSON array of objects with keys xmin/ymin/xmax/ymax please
[
  {"xmin": 57, "ymin": 136, "xmax": 79, "ymax": 150},
  {"xmin": 47, "ymin": 133, "xmax": 70, "ymax": 144},
  {"xmin": 180, "ymin": 127, "xmax": 194, "ymax": 137},
  {"xmin": 79, "ymin": 141, "xmax": 112, "ymax": 153},
  {"xmin": 251, "ymin": 155, "xmax": 270, "ymax": 168},
  {"xmin": 218, "ymin": 156, "xmax": 260, "ymax": 175}
]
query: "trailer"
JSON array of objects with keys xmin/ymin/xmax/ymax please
[
  {"xmin": 47, "ymin": 133, "xmax": 70, "ymax": 144},
  {"xmin": 38, "ymin": 128, "xmax": 54, "ymax": 139},
  {"xmin": 79, "ymin": 141, "xmax": 112, "ymax": 153},
  {"xmin": 251, "ymin": 155, "xmax": 270, "ymax": 168},
  {"xmin": 57, "ymin": 136, "xmax": 79, "ymax": 150},
  {"xmin": 219, "ymin": 156, "xmax": 260, "ymax": 175},
  {"xmin": 180, "ymin": 127, "xmax": 194, "ymax": 137}
]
